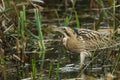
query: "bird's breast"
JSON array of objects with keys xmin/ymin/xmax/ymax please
[
  {"xmin": 63, "ymin": 37, "xmax": 84, "ymax": 53},
  {"xmin": 63, "ymin": 37, "xmax": 69, "ymax": 48}
]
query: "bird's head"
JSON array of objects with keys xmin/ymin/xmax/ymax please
[{"xmin": 52, "ymin": 26, "xmax": 76, "ymax": 37}]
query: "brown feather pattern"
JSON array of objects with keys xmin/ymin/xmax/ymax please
[
  {"xmin": 63, "ymin": 27, "xmax": 115, "ymax": 51},
  {"xmin": 54, "ymin": 26, "xmax": 115, "ymax": 67}
]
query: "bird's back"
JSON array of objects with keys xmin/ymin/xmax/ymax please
[{"xmin": 73, "ymin": 28, "xmax": 115, "ymax": 51}]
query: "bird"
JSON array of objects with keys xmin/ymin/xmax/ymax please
[{"xmin": 52, "ymin": 26, "xmax": 115, "ymax": 69}]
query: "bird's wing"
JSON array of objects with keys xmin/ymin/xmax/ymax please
[
  {"xmin": 73, "ymin": 28, "xmax": 101, "ymax": 41},
  {"xmin": 73, "ymin": 28, "xmax": 114, "ymax": 50}
]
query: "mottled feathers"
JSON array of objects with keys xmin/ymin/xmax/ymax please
[{"xmin": 62, "ymin": 27, "xmax": 115, "ymax": 52}]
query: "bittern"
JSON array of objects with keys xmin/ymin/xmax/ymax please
[{"xmin": 53, "ymin": 26, "xmax": 115, "ymax": 68}]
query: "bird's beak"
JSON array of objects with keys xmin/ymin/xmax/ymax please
[
  {"xmin": 51, "ymin": 26, "xmax": 66, "ymax": 34},
  {"xmin": 59, "ymin": 26, "xmax": 66, "ymax": 32}
]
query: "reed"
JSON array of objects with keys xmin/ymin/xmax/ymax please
[
  {"xmin": 31, "ymin": 54, "xmax": 37, "ymax": 80},
  {"xmin": 48, "ymin": 62, "xmax": 53, "ymax": 78},
  {"xmin": 112, "ymin": 0, "xmax": 118, "ymax": 36},
  {"xmin": 17, "ymin": 5, "xmax": 26, "ymax": 78},
  {"xmin": 64, "ymin": 16, "xmax": 70, "ymax": 26},
  {"xmin": 75, "ymin": 11, "xmax": 80, "ymax": 28},
  {"xmin": 55, "ymin": 60, "xmax": 60, "ymax": 79},
  {"xmin": 19, "ymin": 6, "xmax": 26, "ymax": 40},
  {"xmin": 34, "ymin": 9, "xmax": 46, "ymax": 70}
]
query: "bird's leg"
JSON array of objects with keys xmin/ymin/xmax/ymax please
[
  {"xmin": 80, "ymin": 51, "xmax": 91, "ymax": 69},
  {"xmin": 80, "ymin": 52, "xmax": 86, "ymax": 69}
]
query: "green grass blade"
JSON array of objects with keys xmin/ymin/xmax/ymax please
[
  {"xmin": 64, "ymin": 16, "xmax": 70, "ymax": 26},
  {"xmin": 75, "ymin": 11, "xmax": 80, "ymax": 28},
  {"xmin": 19, "ymin": 6, "xmax": 26, "ymax": 40},
  {"xmin": 48, "ymin": 63, "xmax": 53, "ymax": 78},
  {"xmin": 31, "ymin": 55, "xmax": 36, "ymax": 80},
  {"xmin": 95, "ymin": 12, "xmax": 104, "ymax": 30},
  {"xmin": 56, "ymin": 61, "xmax": 60, "ymax": 79},
  {"xmin": 34, "ymin": 9, "xmax": 46, "ymax": 70},
  {"xmin": 34, "ymin": 9, "xmax": 45, "ymax": 52}
]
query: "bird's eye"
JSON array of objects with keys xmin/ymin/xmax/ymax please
[
  {"xmin": 62, "ymin": 28, "xmax": 67, "ymax": 34},
  {"xmin": 62, "ymin": 28, "xmax": 66, "ymax": 32}
]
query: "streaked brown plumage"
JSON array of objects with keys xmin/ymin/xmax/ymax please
[{"xmin": 53, "ymin": 26, "xmax": 115, "ymax": 68}]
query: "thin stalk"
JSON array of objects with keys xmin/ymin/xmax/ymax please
[
  {"xmin": 48, "ymin": 63, "xmax": 53, "ymax": 78},
  {"xmin": 64, "ymin": 16, "xmax": 70, "ymax": 26},
  {"xmin": 15, "ymin": 5, "xmax": 27, "ymax": 79},
  {"xmin": 56, "ymin": 61, "xmax": 60, "ymax": 79},
  {"xmin": 95, "ymin": 12, "xmax": 104, "ymax": 30},
  {"xmin": 112, "ymin": 52, "xmax": 120, "ymax": 74},
  {"xmin": 31, "ymin": 53, "xmax": 36, "ymax": 80},
  {"xmin": 112, "ymin": 0, "xmax": 118, "ymax": 36},
  {"xmin": 18, "ymin": 6, "xmax": 26, "ymax": 79},
  {"xmin": 64, "ymin": 14, "xmax": 72, "ymax": 26},
  {"xmin": 34, "ymin": 9, "xmax": 45, "ymax": 70},
  {"xmin": 19, "ymin": 6, "xmax": 26, "ymax": 40},
  {"xmin": 75, "ymin": 11, "xmax": 80, "ymax": 28}
]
